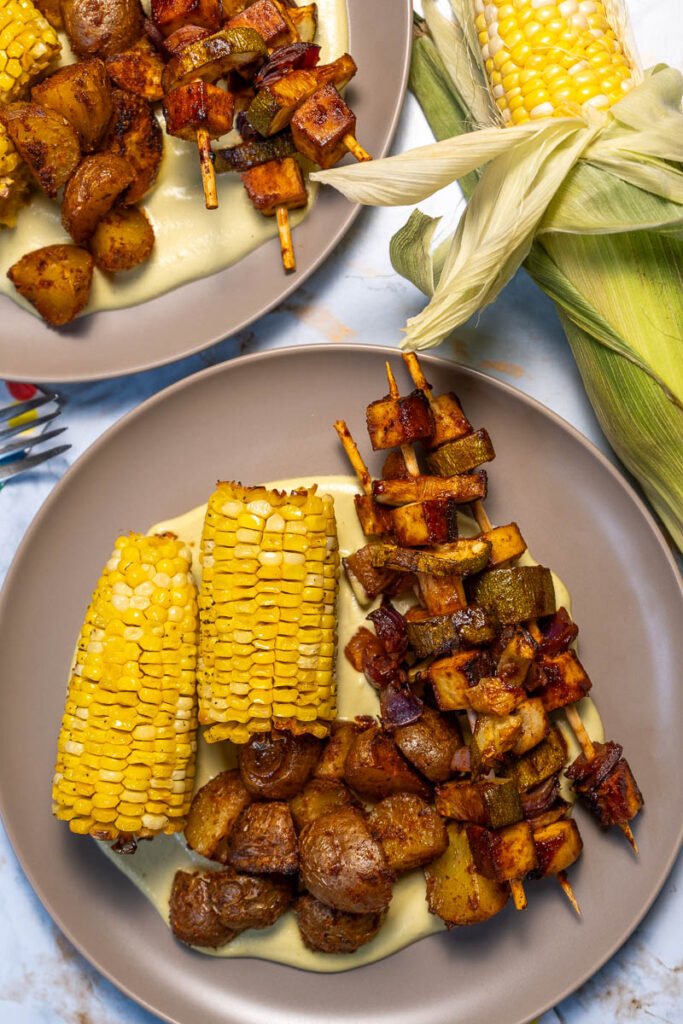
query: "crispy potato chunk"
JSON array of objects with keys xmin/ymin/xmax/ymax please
[
  {"xmin": 368, "ymin": 793, "xmax": 447, "ymax": 873},
  {"xmin": 32, "ymin": 59, "xmax": 112, "ymax": 153},
  {"xmin": 394, "ymin": 706, "xmax": 462, "ymax": 783},
  {"xmin": 207, "ymin": 869, "xmax": 292, "ymax": 929},
  {"xmin": 106, "ymin": 50, "xmax": 165, "ymax": 101},
  {"xmin": 0, "ymin": 103, "xmax": 80, "ymax": 198},
  {"xmin": 239, "ymin": 731, "xmax": 321, "ymax": 799},
  {"xmin": 8, "ymin": 245, "xmax": 93, "ymax": 327},
  {"xmin": 344, "ymin": 724, "xmax": 431, "ymax": 801},
  {"xmin": 184, "ymin": 769, "xmax": 251, "ymax": 863},
  {"xmin": 103, "ymin": 89, "xmax": 164, "ymax": 204},
  {"xmin": 294, "ymin": 894, "xmax": 384, "ymax": 954},
  {"xmin": 313, "ymin": 721, "xmax": 359, "ymax": 781},
  {"xmin": 62, "ymin": 153, "xmax": 134, "ymax": 244},
  {"xmin": 299, "ymin": 806, "xmax": 392, "ymax": 914},
  {"xmin": 89, "ymin": 206, "xmax": 155, "ymax": 273},
  {"xmin": 62, "ymin": 0, "xmax": 145, "ymax": 58},
  {"xmin": 290, "ymin": 779, "xmax": 356, "ymax": 831},
  {"xmin": 424, "ymin": 822, "xmax": 509, "ymax": 927},
  {"xmin": 229, "ymin": 801, "xmax": 298, "ymax": 874},
  {"xmin": 169, "ymin": 871, "xmax": 239, "ymax": 948}
]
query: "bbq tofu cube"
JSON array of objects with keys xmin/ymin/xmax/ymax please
[
  {"xmin": 366, "ymin": 389, "xmax": 433, "ymax": 450},
  {"xmin": 467, "ymin": 821, "xmax": 538, "ymax": 882},
  {"xmin": 471, "ymin": 712, "xmax": 523, "ymax": 772},
  {"xmin": 390, "ymin": 497, "xmax": 459, "ymax": 547},
  {"xmin": 423, "ymin": 392, "xmax": 472, "ymax": 450},
  {"xmin": 428, "ymin": 650, "xmax": 491, "ymax": 711},
  {"xmin": 343, "ymin": 544, "xmax": 396, "ymax": 603},
  {"xmin": 164, "ymin": 81, "xmax": 235, "ymax": 139},
  {"xmin": 417, "ymin": 572, "xmax": 466, "ymax": 616},
  {"xmin": 227, "ymin": 0, "xmax": 297, "ymax": 49},
  {"xmin": 531, "ymin": 819, "xmax": 583, "ymax": 878},
  {"xmin": 480, "ymin": 522, "xmax": 527, "ymax": 566},
  {"xmin": 152, "ymin": 0, "xmax": 222, "ymax": 35},
  {"xmin": 435, "ymin": 778, "xmax": 523, "ymax": 829},
  {"xmin": 584, "ymin": 759, "xmax": 643, "ymax": 826},
  {"xmin": 467, "ymin": 675, "xmax": 526, "ymax": 716},
  {"xmin": 290, "ymin": 83, "xmax": 355, "ymax": 168},
  {"xmin": 534, "ymin": 650, "xmax": 592, "ymax": 711},
  {"xmin": 241, "ymin": 156, "xmax": 307, "ymax": 214}
]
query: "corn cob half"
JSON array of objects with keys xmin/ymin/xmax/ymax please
[
  {"xmin": 198, "ymin": 482, "xmax": 340, "ymax": 744},
  {"xmin": 52, "ymin": 533, "xmax": 199, "ymax": 843}
]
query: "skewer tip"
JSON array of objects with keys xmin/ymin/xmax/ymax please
[
  {"xmin": 196, "ymin": 128, "xmax": 218, "ymax": 211},
  {"xmin": 557, "ymin": 871, "xmax": 581, "ymax": 916},
  {"xmin": 343, "ymin": 133, "xmax": 372, "ymax": 162},
  {"xmin": 620, "ymin": 821, "xmax": 639, "ymax": 855},
  {"xmin": 510, "ymin": 878, "xmax": 528, "ymax": 911},
  {"xmin": 276, "ymin": 206, "xmax": 296, "ymax": 273}
]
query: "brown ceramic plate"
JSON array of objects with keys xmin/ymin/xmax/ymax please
[
  {"xmin": 0, "ymin": 1, "xmax": 411, "ymax": 385},
  {"xmin": 0, "ymin": 345, "xmax": 681, "ymax": 1024}
]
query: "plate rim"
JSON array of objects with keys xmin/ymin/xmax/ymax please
[
  {"xmin": 0, "ymin": 0, "xmax": 413, "ymax": 385},
  {"xmin": 0, "ymin": 343, "xmax": 681, "ymax": 1024}
]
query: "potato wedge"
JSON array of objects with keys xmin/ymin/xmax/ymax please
[
  {"xmin": 313, "ymin": 721, "xmax": 359, "ymax": 781},
  {"xmin": 89, "ymin": 206, "xmax": 155, "ymax": 272},
  {"xmin": 106, "ymin": 49, "xmax": 165, "ymax": 101},
  {"xmin": 368, "ymin": 793, "xmax": 447, "ymax": 873},
  {"xmin": 184, "ymin": 769, "xmax": 251, "ymax": 862},
  {"xmin": 62, "ymin": 0, "xmax": 145, "ymax": 58},
  {"xmin": 424, "ymin": 822, "xmax": 509, "ymax": 927},
  {"xmin": 32, "ymin": 59, "xmax": 112, "ymax": 153},
  {"xmin": 62, "ymin": 153, "xmax": 134, "ymax": 243},
  {"xmin": 0, "ymin": 103, "xmax": 80, "ymax": 198},
  {"xmin": 102, "ymin": 89, "xmax": 164, "ymax": 204},
  {"xmin": 7, "ymin": 245, "xmax": 93, "ymax": 327}
]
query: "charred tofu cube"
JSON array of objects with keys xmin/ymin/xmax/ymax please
[
  {"xmin": 480, "ymin": 522, "xmax": 527, "ymax": 566},
  {"xmin": 535, "ymin": 650, "xmax": 592, "ymax": 711},
  {"xmin": 390, "ymin": 497, "xmax": 459, "ymax": 547},
  {"xmin": 152, "ymin": 0, "xmax": 222, "ymax": 35},
  {"xmin": 394, "ymin": 705, "xmax": 463, "ymax": 783},
  {"xmin": 366, "ymin": 389, "xmax": 433, "ymax": 451},
  {"xmin": 343, "ymin": 544, "xmax": 397, "ymax": 603},
  {"xmin": 582, "ymin": 758, "xmax": 643, "ymax": 826},
  {"xmin": 164, "ymin": 81, "xmax": 235, "ymax": 140},
  {"xmin": 227, "ymin": 0, "xmax": 297, "ymax": 49},
  {"xmin": 467, "ymin": 821, "xmax": 538, "ymax": 882},
  {"xmin": 228, "ymin": 801, "xmax": 298, "ymax": 873},
  {"xmin": 531, "ymin": 818, "xmax": 583, "ymax": 878},
  {"xmin": 247, "ymin": 55, "xmax": 356, "ymax": 136},
  {"xmin": 471, "ymin": 712, "xmax": 523, "ymax": 772},
  {"xmin": 368, "ymin": 793, "xmax": 447, "ymax": 872},
  {"xmin": 435, "ymin": 778, "xmax": 523, "ymax": 829},
  {"xmin": 509, "ymin": 726, "xmax": 567, "ymax": 792},
  {"xmin": 467, "ymin": 675, "xmax": 526, "ymax": 716},
  {"xmin": 353, "ymin": 494, "xmax": 394, "ymax": 538},
  {"xmin": 423, "ymin": 392, "xmax": 472, "ymax": 450},
  {"xmin": 241, "ymin": 155, "xmax": 307, "ymax": 214},
  {"xmin": 290, "ymin": 83, "xmax": 354, "ymax": 168},
  {"xmin": 511, "ymin": 697, "xmax": 550, "ymax": 756},
  {"xmin": 428, "ymin": 650, "xmax": 491, "ymax": 711}
]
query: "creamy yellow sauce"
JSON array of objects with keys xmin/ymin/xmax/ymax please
[
  {"xmin": 100, "ymin": 476, "xmax": 603, "ymax": 971},
  {"xmin": 0, "ymin": 1, "xmax": 348, "ymax": 318}
]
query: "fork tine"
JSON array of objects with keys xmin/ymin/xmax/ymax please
[
  {"xmin": 0, "ymin": 443, "xmax": 71, "ymax": 481},
  {"xmin": 0, "ymin": 408, "xmax": 62, "ymax": 442},
  {"xmin": 0, "ymin": 426, "xmax": 68, "ymax": 459},
  {"xmin": 0, "ymin": 392, "xmax": 58, "ymax": 423}
]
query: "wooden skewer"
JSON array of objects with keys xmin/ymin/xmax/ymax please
[
  {"xmin": 385, "ymin": 362, "xmax": 421, "ymax": 478},
  {"xmin": 196, "ymin": 127, "xmax": 218, "ymax": 210},
  {"xmin": 343, "ymin": 133, "xmax": 372, "ymax": 162},
  {"xmin": 557, "ymin": 870, "xmax": 581, "ymax": 916},
  {"xmin": 277, "ymin": 206, "xmax": 296, "ymax": 272},
  {"xmin": 509, "ymin": 879, "xmax": 528, "ymax": 911},
  {"xmin": 333, "ymin": 420, "xmax": 372, "ymax": 496}
]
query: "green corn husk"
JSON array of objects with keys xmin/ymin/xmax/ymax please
[{"xmin": 313, "ymin": 8, "xmax": 683, "ymax": 549}]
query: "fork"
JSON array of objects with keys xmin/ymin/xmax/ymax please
[{"xmin": 0, "ymin": 389, "xmax": 71, "ymax": 483}]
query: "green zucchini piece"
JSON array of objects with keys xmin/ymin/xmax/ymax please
[
  {"xmin": 162, "ymin": 28, "xmax": 267, "ymax": 91},
  {"xmin": 470, "ymin": 566, "xmax": 556, "ymax": 624},
  {"xmin": 508, "ymin": 726, "xmax": 567, "ymax": 792},
  {"xmin": 406, "ymin": 606, "xmax": 496, "ymax": 659},
  {"xmin": 371, "ymin": 538, "xmax": 492, "ymax": 577},
  {"xmin": 435, "ymin": 778, "xmax": 522, "ymax": 829},
  {"xmin": 426, "ymin": 428, "xmax": 495, "ymax": 475},
  {"xmin": 215, "ymin": 132, "xmax": 296, "ymax": 173}
]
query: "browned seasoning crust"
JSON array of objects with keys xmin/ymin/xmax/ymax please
[
  {"xmin": 228, "ymin": 801, "xmax": 299, "ymax": 875},
  {"xmin": 169, "ymin": 871, "xmax": 240, "ymax": 948},
  {"xmin": 294, "ymin": 893, "xmax": 385, "ymax": 954},
  {"xmin": 207, "ymin": 869, "xmax": 293, "ymax": 930},
  {"xmin": 239, "ymin": 730, "xmax": 321, "ymax": 799}
]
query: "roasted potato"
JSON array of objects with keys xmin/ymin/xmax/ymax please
[
  {"xmin": 62, "ymin": 153, "xmax": 134, "ymax": 243},
  {"xmin": 344, "ymin": 724, "xmax": 431, "ymax": 801},
  {"xmin": 207, "ymin": 869, "xmax": 292, "ymax": 929},
  {"xmin": 239, "ymin": 730, "xmax": 321, "ymax": 800},
  {"xmin": 62, "ymin": 0, "xmax": 145, "ymax": 58},
  {"xmin": 290, "ymin": 779, "xmax": 356, "ymax": 832},
  {"xmin": 32, "ymin": 59, "xmax": 112, "ymax": 152},
  {"xmin": 184, "ymin": 769, "xmax": 252, "ymax": 862},
  {"xmin": 299, "ymin": 806, "xmax": 393, "ymax": 914},
  {"xmin": 33, "ymin": 0, "xmax": 63, "ymax": 29},
  {"xmin": 169, "ymin": 870, "xmax": 239, "ymax": 948},
  {"xmin": 89, "ymin": 206, "xmax": 155, "ymax": 273},
  {"xmin": 294, "ymin": 894, "xmax": 385, "ymax": 954},
  {"xmin": 7, "ymin": 245, "xmax": 93, "ymax": 327},
  {"xmin": 424, "ymin": 822, "xmax": 509, "ymax": 927},
  {"xmin": 0, "ymin": 103, "xmax": 80, "ymax": 198},
  {"xmin": 106, "ymin": 49, "xmax": 165, "ymax": 101},
  {"xmin": 313, "ymin": 721, "xmax": 359, "ymax": 781},
  {"xmin": 368, "ymin": 793, "xmax": 447, "ymax": 873},
  {"xmin": 102, "ymin": 89, "xmax": 164, "ymax": 204},
  {"xmin": 228, "ymin": 801, "xmax": 298, "ymax": 874},
  {"xmin": 394, "ymin": 706, "xmax": 462, "ymax": 783}
]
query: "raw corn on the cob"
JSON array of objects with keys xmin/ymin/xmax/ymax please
[
  {"xmin": 474, "ymin": 0, "xmax": 634, "ymax": 124},
  {"xmin": 0, "ymin": 0, "xmax": 61, "ymax": 225},
  {"xmin": 52, "ymin": 533, "xmax": 200, "ymax": 844},
  {"xmin": 198, "ymin": 483, "xmax": 340, "ymax": 744}
]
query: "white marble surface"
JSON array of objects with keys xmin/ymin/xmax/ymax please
[{"xmin": 1, "ymin": 2, "xmax": 682, "ymax": 1022}]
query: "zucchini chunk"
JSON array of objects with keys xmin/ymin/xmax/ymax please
[
  {"xmin": 470, "ymin": 566, "xmax": 556, "ymax": 624},
  {"xmin": 426, "ymin": 428, "xmax": 495, "ymax": 475}
]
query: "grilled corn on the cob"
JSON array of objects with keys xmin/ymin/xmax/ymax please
[
  {"xmin": 52, "ymin": 533, "xmax": 200, "ymax": 843},
  {"xmin": 198, "ymin": 482, "xmax": 340, "ymax": 744},
  {"xmin": 474, "ymin": 0, "xmax": 634, "ymax": 125},
  {"xmin": 0, "ymin": 0, "xmax": 61, "ymax": 225}
]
